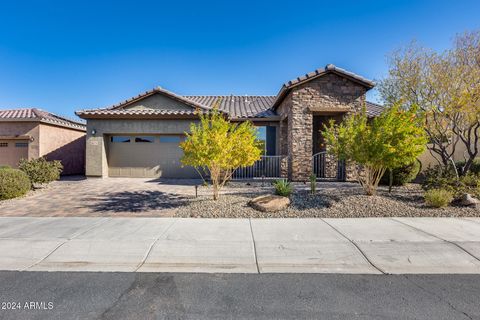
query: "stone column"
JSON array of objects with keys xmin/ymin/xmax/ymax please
[
  {"xmin": 279, "ymin": 119, "xmax": 289, "ymax": 178},
  {"xmin": 288, "ymin": 97, "xmax": 313, "ymax": 181}
]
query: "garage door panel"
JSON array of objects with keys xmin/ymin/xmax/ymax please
[
  {"xmin": 107, "ymin": 135, "xmax": 198, "ymax": 178},
  {"xmin": 0, "ymin": 140, "xmax": 29, "ymax": 168}
]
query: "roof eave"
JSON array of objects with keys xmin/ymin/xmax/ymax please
[{"xmin": 0, "ymin": 117, "xmax": 85, "ymax": 131}]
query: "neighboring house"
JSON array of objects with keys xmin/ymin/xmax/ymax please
[
  {"xmin": 0, "ymin": 108, "xmax": 86, "ymax": 175},
  {"xmin": 76, "ymin": 64, "xmax": 381, "ymax": 181}
]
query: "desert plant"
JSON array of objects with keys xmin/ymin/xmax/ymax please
[
  {"xmin": 0, "ymin": 168, "xmax": 31, "ymax": 200},
  {"xmin": 309, "ymin": 173, "xmax": 317, "ymax": 195},
  {"xmin": 424, "ymin": 189, "xmax": 453, "ymax": 208},
  {"xmin": 180, "ymin": 108, "xmax": 262, "ymax": 200},
  {"xmin": 322, "ymin": 103, "xmax": 427, "ymax": 195},
  {"xmin": 422, "ymin": 165, "xmax": 480, "ymax": 199},
  {"xmin": 18, "ymin": 157, "xmax": 63, "ymax": 187},
  {"xmin": 273, "ymin": 179, "xmax": 293, "ymax": 197}
]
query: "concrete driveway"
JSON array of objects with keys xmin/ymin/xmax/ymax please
[
  {"xmin": 1, "ymin": 217, "xmax": 480, "ymax": 274},
  {"xmin": 0, "ymin": 177, "xmax": 203, "ymax": 217}
]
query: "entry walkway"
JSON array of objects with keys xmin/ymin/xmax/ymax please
[{"xmin": 1, "ymin": 217, "xmax": 480, "ymax": 274}]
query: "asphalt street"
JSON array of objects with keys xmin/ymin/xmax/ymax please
[{"xmin": 0, "ymin": 272, "xmax": 479, "ymax": 320}]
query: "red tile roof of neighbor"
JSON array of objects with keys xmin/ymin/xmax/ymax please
[
  {"xmin": 0, "ymin": 108, "xmax": 86, "ymax": 130},
  {"xmin": 76, "ymin": 64, "xmax": 382, "ymax": 119}
]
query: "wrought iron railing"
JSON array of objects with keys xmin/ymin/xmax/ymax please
[
  {"xmin": 312, "ymin": 151, "xmax": 345, "ymax": 180},
  {"xmin": 232, "ymin": 155, "xmax": 286, "ymax": 180}
]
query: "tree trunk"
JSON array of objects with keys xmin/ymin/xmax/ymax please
[
  {"xmin": 212, "ymin": 183, "xmax": 219, "ymax": 201},
  {"xmin": 388, "ymin": 169, "xmax": 393, "ymax": 193}
]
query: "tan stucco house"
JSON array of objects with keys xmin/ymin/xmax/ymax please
[
  {"xmin": 76, "ymin": 64, "xmax": 382, "ymax": 181},
  {"xmin": 0, "ymin": 108, "xmax": 86, "ymax": 175}
]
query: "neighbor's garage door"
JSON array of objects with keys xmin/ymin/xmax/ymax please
[
  {"xmin": 107, "ymin": 135, "xmax": 198, "ymax": 178},
  {"xmin": 0, "ymin": 140, "xmax": 29, "ymax": 168}
]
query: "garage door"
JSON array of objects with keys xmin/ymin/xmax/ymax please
[
  {"xmin": 0, "ymin": 140, "xmax": 29, "ymax": 168},
  {"xmin": 107, "ymin": 135, "xmax": 198, "ymax": 178}
]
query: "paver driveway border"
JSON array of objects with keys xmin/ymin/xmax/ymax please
[{"xmin": 1, "ymin": 217, "xmax": 480, "ymax": 274}]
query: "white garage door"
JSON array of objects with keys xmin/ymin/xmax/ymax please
[{"xmin": 107, "ymin": 135, "xmax": 198, "ymax": 178}]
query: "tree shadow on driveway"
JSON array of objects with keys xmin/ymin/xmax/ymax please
[{"xmin": 86, "ymin": 190, "xmax": 190, "ymax": 213}]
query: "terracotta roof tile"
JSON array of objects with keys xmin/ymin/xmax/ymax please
[{"xmin": 0, "ymin": 108, "xmax": 86, "ymax": 130}]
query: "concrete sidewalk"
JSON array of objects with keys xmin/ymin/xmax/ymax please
[{"xmin": 0, "ymin": 217, "xmax": 480, "ymax": 274}]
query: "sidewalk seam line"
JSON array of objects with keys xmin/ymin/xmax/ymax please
[
  {"xmin": 390, "ymin": 218, "xmax": 480, "ymax": 263},
  {"xmin": 249, "ymin": 218, "xmax": 260, "ymax": 274},
  {"xmin": 134, "ymin": 219, "xmax": 178, "ymax": 272},
  {"xmin": 22, "ymin": 217, "xmax": 112, "ymax": 271},
  {"xmin": 321, "ymin": 219, "xmax": 387, "ymax": 275}
]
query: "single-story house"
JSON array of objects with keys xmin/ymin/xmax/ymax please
[
  {"xmin": 76, "ymin": 64, "xmax": 382, "ymax": 181},
  {"xmin": 0, "ymin": 108, "xmax": 86, "ymax": 175}
]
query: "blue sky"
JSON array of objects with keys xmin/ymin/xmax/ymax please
[{"xmin": 0, "ymin": 0, "xmax": 479, "ymax": 119}]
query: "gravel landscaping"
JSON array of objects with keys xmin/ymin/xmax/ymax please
[{"xmin": 175, "ymin": 182, "xmax": 480, "ymax": 218}]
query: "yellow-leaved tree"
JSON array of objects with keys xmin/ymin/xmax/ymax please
[
  {"xmin": 180, "ymin": 109, "xmax": 262, "ymax": 200},
  {"xmin": 322, "ymin": 104, "xmax": 427, "ymax": 195}
]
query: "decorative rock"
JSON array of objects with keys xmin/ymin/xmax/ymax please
[
  {"xmin": 248, "ymin": 195, "xmax": 290, "ymax": 212},
  {"xmin": 459, "ymin": 194, "xmax": 480, "ymax": 208}
]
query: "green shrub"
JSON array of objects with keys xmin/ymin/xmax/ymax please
[
  {"xmin": 422, "ymin": 165, "xmax": 480, "ymax": 199},
  {"xmin": 18, "ymin": 157, "xmax": 63, "ymax": 187},
  {"xmin": 309, "ymin": 174, "xmax": 317, "ymax": 195},
  {"xmin": 273, "ymin": 179, "xmax": 293, "ymax": 197},
  {"xmin": 424, "ymin": 189, "xmax": 453, "ymax": 208},
  {"xmin": 0, "ymin": 168, "xmax": 31, "ymax": 200},
  {"xmin": 380, "ymin": 161, "xmax": 421, "ymax": 186},
  {"xmin": 0, "ymin": 165, "xmax": 11, "ymax": 170}
]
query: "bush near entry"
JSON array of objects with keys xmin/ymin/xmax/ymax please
[{"xmin": 0, "ymin": 168, "xmax": 31, "ymax": 200}]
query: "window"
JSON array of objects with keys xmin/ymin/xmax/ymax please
[
  {"xmin": 15, "ymin": 142, "xmax": 28, "ymax": 148},
  {"xmin": 0, "ymin": 142, "xmax": 8, "ymax": 147},
  {"xmin": 255, "ymin": 126, "xmax": 276, "ymax": 155},
  {"xmin": 111, "ymin": 136, "xmax": 131, "ymax": 143},
  {"xmin": 135, "ymin": 136, "xmax": 155, "ymax": 143},
  {"xmin": 256, "ymin": 126, "xmax": 267, "ymax": 155},
  {"xmin": 159, "ymin": 136, "xmax": 183, "ymax": 143}
]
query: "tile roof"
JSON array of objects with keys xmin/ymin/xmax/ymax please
[
  {"xmin": 76, "ymin": 65, "xmax": 379, "ymax": 120},
  {"xmin": 365, "ymin": 101, "xmax": 385, "ymax": 118},
  {"xmin": 0, "ymin": 108, "xmax": 86, "ymax": 130},
  {"xmin": 77, "ymin": 87, "xmax": 214, "ymax": 113},
  {"xmin": 184, "ymin": 95, "xmax": 277, "ymax": 119}
]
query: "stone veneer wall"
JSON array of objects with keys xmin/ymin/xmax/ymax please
[{"xmin": 277, "ymin": 72, "xmax": 367, "ymax": 181}]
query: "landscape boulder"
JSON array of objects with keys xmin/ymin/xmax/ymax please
[
  {"xmin": 249, "ymin": 195, "xmax": 290, "ymax": 212},
  {"xmin": 459, "ymin": 193, "xmax": 480, "ymax": 209}
]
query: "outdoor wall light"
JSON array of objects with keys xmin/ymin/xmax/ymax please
[{"xmin": 91, "ymin": 129, "xmax": 97, "ymax": 136}]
